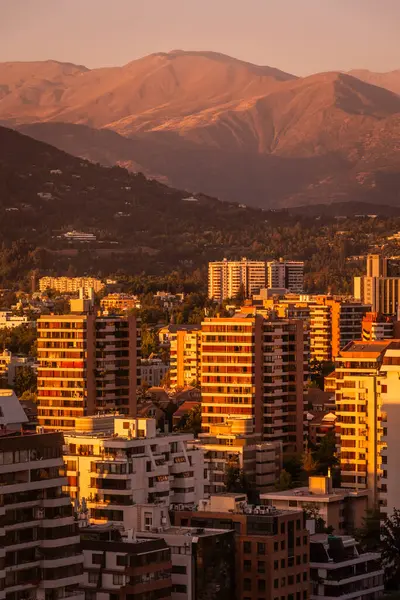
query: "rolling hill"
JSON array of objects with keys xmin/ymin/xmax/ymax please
[{"xmin": 2, "ymin": 51, "xmax": 400, "ymax": 208}]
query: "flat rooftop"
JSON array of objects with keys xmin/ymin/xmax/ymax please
[{"xmin": 262, "ymin": 487, "xmax": 369, "ymax": 500}]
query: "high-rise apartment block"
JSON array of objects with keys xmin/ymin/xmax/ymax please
[
  {"xmin": 267, "ymin": 260, "xmax": 305, "ymax": 293},
  {"xmin": 362, "ymin": 312, "xmax": 399, "ymax": 341},
  {"xmin": 63, "ymin": 415, "xmax": 205, "ymax": 527},
  {"xmin": 208, "ymin": 258, "xmax": 266, "ymax": 302},
  {"xmin": 0, "ymin": 391, "xmax": 84, "ymax": 600},
  {"xmin": 169, "ymin": 325, "xmax": 202, "ymax": 388},
  {"xmin": 201, "ymin": 309, "xmax": 307, "ymax": 454},
  {"xmin": 309, "ymin": 298, "xmax": 370, "ymax": 363},
  {"xmin": 354, "ymin": 254, "xmax": 400, "ymax": 313},
  {"xmin": 37, "ymin": 302, "xmax": 140, "ymax": 431},
  {"xmin": 39, "ymin": 276, "xmax": 105, "ymax": 294},
  {"xmin": 332, "ymin": 341, "xmax": 391, "ymax": 505},
  {"xmin": 173, "ymin": 495, "xmax": 310, "ymax": 600},
  {"xmin": 80, "ymin": 525, "xmax": 172, "ymax": 600},
  {"xmin": 310, "ymin": 534, "xmax": 383, "ymax": 600}
]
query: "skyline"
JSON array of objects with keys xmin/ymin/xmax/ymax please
[{"xmin": 1, "ymin": 0, "xmax": 400, "ymax": 76}]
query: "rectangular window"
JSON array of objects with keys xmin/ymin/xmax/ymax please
[
  {"xmin": 92, "ymin": 554, "xmax": 103, "ymax": 565},
  {"xmin": 257, "ymin": 542, "xmax": 266, "ymax": 555},
  {"xmin": 113, "ymin": 574, "xmax": 123, "ymax": 585},
  {"xmin": 172, "ymin": 565, "xmax": 187, "ymax": 574},
  {"xmin": 244, "ymin": 579, "xmax": 251, "ymax": 591},
  {"xmin": 88, "ymin": 573, "xmax": 97, "ymax": 584},
  {"xmin": 274, "ymin": 579, "xmax": 279, "ymax": 589},
  {"xmin": 244, "ymin": 541, "xmax": 252, "ymax": 553},
  {"xmin": 258, "ymin": 561, "xmax": 265, "ymax": 573},
  {"xmin": 244, "ymin": 560, "xmax": 251, "ymax": 572},
  {"xmin": 116, "ymin": 555, "xmax": 126, "ymax": 566}
]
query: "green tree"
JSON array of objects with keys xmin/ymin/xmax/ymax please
[
  {"xmin": 303, "ymin": 503, "xmax": 333, "ymax": 534},
  {"xmin": 275, "ymin": 469, "xmax": 293, "ymax": 491},
  {"xmin": 141, "ymin": 326, "xmax": 158, "ymax": 358},
  {"xmin": 14, "ymin": 366, "xmax": 37, "ymax": 397},
  {"xmin": 382, "ymin": 509, "xmax": 400, "ymax": 590},
  {"xmin": 174, "ymin": 404, "xmax": 202, "ymax": 436},
  {"xmin": 225, "ymin": 464, "xmax": 249, "ymax": 494},
  {"xmin": 314, "ymin": 431, "xmax": 338, "ymax": 474},
  {"xmin": 355, "ymin": 509, "xmax": 381, "ymax": 553}
]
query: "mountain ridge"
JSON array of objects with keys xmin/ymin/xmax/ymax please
[{"xmin": 2, "ymin": 51, "xmax": 400, "ymax": 207}]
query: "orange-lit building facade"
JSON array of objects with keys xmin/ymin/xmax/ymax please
[
  {"xmin": 37, "ymin": 313, "xmax": 140, "ymax": 431},
  {"xmin": 201, "ymin": 310, "xmax": 306, "ymax": 454}
]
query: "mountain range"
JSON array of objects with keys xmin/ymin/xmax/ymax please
[{"xmin": 1, "ymin": 50, "xmax": 400, "ymax": 208}]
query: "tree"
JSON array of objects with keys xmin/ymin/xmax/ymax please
[
  {"xmin": 303, "ymin": 503, "xmax": 333, "ymax": 534},
  {"xmin": 14, "ymin": 366, "xmax": 37, "ymax": 397},
  {"xmin": 302, "ymin": 447, "xmax": 319, "ymax": 475},
  {"xmin": 225, "ymin": 464, "xmax": 249, "ymax": 494},
  {"xmin": 382, "ymin": 509, "xmax": 400, "ymax": 590},
  {"xmin": 141, "ymin": 326, "xmax": 158, "ymax": 358},
  {"xmin": 355, "ymin": 509, "xmax": 381, "ymax": 553},
  {"xmin": 314, "ymin": 431, "xmax": 338, "ymax": 474},
  {"xmin": 174, "ymin": 404, "xmax": 202, "ymax": 436},
  {"xmin": 275, "ymin": 469, "xmax": 293, "ymax": 491}
]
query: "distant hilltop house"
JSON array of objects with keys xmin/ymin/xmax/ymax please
[
  {"xmin": 38, "ymin": 276, "xmax": 105, "ymax": 294},
  {"xmin": 63, "ymin": 230, "xmax": 97, "ymax": 242},
  {"xmin": 0, "ymin": 311, "xmax": 32, "ymax": 330}
]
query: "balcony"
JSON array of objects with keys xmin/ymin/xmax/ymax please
[{"xmin": 41, "ymin": 534, "xmax": 80, "ymax": 548}]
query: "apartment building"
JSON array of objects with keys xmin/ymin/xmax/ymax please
[
  {"xmin": 100, "ymin": 293, "xmax": 141, "ymax": 313},
  {"xmin": 309, "ymin": 298, "xmax": 370, "ymax": 363},
  {"xmin": 201, "ymin": 309, "xmax": 307, "ymax": 454},
  {"xmin": 140, "ymin": 358, "xmax": 169, "ymax": 388},
  {"xmin": 169, "ymin": 326, "xmax": 201, "ymax": 388},
  {"xmin": 267, "ymin": 260, "xmax": 304, "ymax": 293},
  {"xmin": 134, "ymin": 503, "xmax": 235, "ymax": 600},
  {"xmin": 39, "ymin": 277, "xmax": 105, "ymax": 294},
  {"xmin": 333, "ymin": 341, "xmax": 392, "ymax": 505},
  {"xmin": 0, "ymin": 349, "xmax": 37, "ymax": 386},
  {"xmin": 261, "ymin": 475, "xmax": 369, "ymax": 536},
  {"xmin": 0, "ymin": 311, "xmax": 31, "ymax": 330},
  {"xmin": 377, "ymin": 345, "xmax": 400, "ymax": 518},
  {"xmin": 36, "ymin": 301, "xmax": 140, "ymax": 431},
  {"xmin": 310, "ymin": 534, "xmax": 383, "ymax": 600},
  {"xmin": 362, "ymin": 312, "xmax": 400, "ymax": 341},
  {"xmin": 63, "ymin": 415, "xmax": 205, "ymax": 528},
  {"xmin": 354, "ymin": 254, "xmax": 400, "ymax": 314},
  {"xmin": 208, "ymin": 258, "xmax": 266, "ymax": 302},
  {"xmin": 0, "ymin": 391, "xmax": 84, "ymax": 600},
  {"xmin": 172, "ymin": 494, "xmax": 310, "ymax": 600},
  {"xmin": 195, "ymin": 416, "xmax": 282, "ymax": 494},
  {"xmin": 80, "ymin": 524, "xmax": 172, "ymax": 600}
]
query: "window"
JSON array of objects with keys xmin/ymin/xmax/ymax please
[
  {"xmin": 258, "ymin": 580, "xmax": 266, "ymax": 592},
  {"xmin": 92, "ymin": 554, "xmax": 102, "ymax": 565},
  {"xmin": 288, "ymin": 595, "xmax": 294, "ymax": 600},
  {"xmin": 280, "ymin": 540, "xmax": 285, "ymax": 550},
  {"xmin": 296, "ymin": 556, "xmax": 301, "ymax": 565},
  {"xmin": 113, "ymin": 574, "xmax": 123, "ymax": 586},
  {"xmin": 88, "ymin": 573, "xmax": 97, "ymax": 584},
  {"xmin": 280, "ymin": 522, "xmax": 285, "ymax": 534},
  {"xmin": 244, "ymin": 578, "xmax": 252, "ymax": 591},
  {"xmin": 244, "ymin": 560, "xmax": 251, "ymax": 572},
  {"xmin": 116, "ymin": 555, "xmax": 126, "ymax": 566},
  {"xmin": 303, "ymin": 572, "xmax": 308, "ymax": 582},
  {"xmin": 244, "ymin": 541, "xmax": 252, "ymax": 553},
  {"xmin": 296, "ymin": 537, "xmax": 301, "ymax": 547},
  {"xmin": 303, "ymin": 554, "xmax": 308, "ymax": 564},
  {"xmin": 303, "ymin": 592, "xmax": 307, "ymax": 600},
  {"xmin": 257, "ymin": 542, "xmax": 266, "ymax": 555},
  {"xmin": 296, "ymin": 519, "xmax": 301, "ymax": 530},
  {"xmin": 274, "ymin": 560, "xmax": 279, "ymax": 569},
  {"xmin": 288, "ymin": 575, "xmax": 294, "ymax": 585},
  {"xmin": 274, "ymin": 579, "xmax": 279, "ymax": 589},
  {"xmin": 303, "ymin": 536, "xmax": 307, "ymax": 545},
  {"xmin": 258, "ymin": 561, "xmax": 265, "ymax": 573},
  {"xmin": 123, "ymin": 421, "xmax": 130, "ymax": 429},
  {"xmin": 172, "ymin": 565, "xmax": 187, "ymax": 574},
  {"xmin": 144, "ymin": 512, "xmax": 153, "ymax": 531},
  {"xmin": 281, "ymin": 559, "xmax": 285, "ymax": 568},
  {"xmin": 296, "ymin": 574, "xmax": 301, "ymax": 583},
  {"xmin": 274, "ymin": 542, "xmax": 279, "ymax": 552},
  {"xmin": 281, "ymin": 577, "xmax": 286, "ymax": 587},
  {"xmin": 173, "ymin": 585, "xmax": 187, "ymax": 593}
]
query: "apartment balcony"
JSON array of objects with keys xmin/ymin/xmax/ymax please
[
  {"xmin": 0, "ymin": 476, "xmax": 68, "ymax": 495},
  {"xmin": 172, "ymin": 492, "xmax": 196, "ymax": 504},
  {"xmin": 40, "ymin": 553, "xmax": 83, "ymax": 569},
  {"xmin": 39, "ymin": 574, "xmax": 83, "ymax": 589},
  {"xmin": 172, "ymin": 477, "xmax": 195, "ymax": 489},
  {"xmin": 5, "ymin": 559, "xmax": 40, "ymax": 573},
  {"xmin": 256, "ymin": 463, "xmax": 276, "ymax": 475},
  {"xmin": 41, "ymin": 534, "xmax": 80, "ymax": 548},
  {"xmin": 41, "ymin": 516, "xmax": 75, "ymax": 528},
  {"xmin": 169, "ymin": 461, "xmax": 189, "ymax": 475}
]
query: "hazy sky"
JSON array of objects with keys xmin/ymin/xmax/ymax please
[{"xmin": 1, "ymin": 0, "xmax": 400, "ymax": 75}]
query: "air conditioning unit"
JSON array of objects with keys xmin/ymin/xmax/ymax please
[
  {"xmin": 253, "ymin": 508, "xmax": 260, "ymax": 514},
  {"xmin": 179, "ymin": 504, "xmax": 185, "ymax": 510}
]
